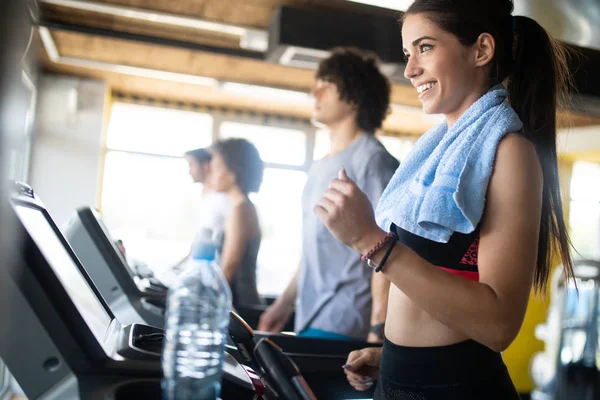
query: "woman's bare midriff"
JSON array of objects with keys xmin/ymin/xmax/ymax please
[{"xmin": 385, "ymin": 284, "xmax": 470, "ymax": 347}]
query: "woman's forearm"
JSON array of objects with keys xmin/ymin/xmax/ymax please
[{"xmin": 362, "ymin": 240, "xmax": 523, "ymax": 352}]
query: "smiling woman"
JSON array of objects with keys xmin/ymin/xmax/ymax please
[
  {"xmin": 401, "ymin": 21, "xmax": 496, "ymax": 124},
  {"xmin": 313, "ymin": 1, "xmax": 577, "ymax": 399}
]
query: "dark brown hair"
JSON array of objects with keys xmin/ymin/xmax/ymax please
[
  {"xmin": 316, "ymin": 47, "xmax": 391, "ymax": 133},
  {"xmin": 404, "ymin": 0, "xmax": 574, "ymax": 293},
  {"xmin": 211, "ymin": 138, "xmax": 264, "ymax": 195},
  {"xmin": 184, "ymin": 148, "xmax": 211, "ymax": 164}
]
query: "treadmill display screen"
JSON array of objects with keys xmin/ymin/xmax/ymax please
[
  {"xmin": 15, "ymin": 205, "xmax": 113, "ymax": 343},
  {"xmin": 88, "ymin": 209, "xmax": 130, "ymax": 270}
]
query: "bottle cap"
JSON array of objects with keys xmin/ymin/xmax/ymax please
[{"xmin": 191, "ymin": 228, "xmax": 217, "ymax": 261}]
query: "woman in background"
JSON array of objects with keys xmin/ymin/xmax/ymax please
[
  {"xmin": 170, "ymin": 147, "xmax": 231, "ymax": 274},
  {"xmin": 208, "ymin": 138, "xmax": 264, "ymax": 308}
]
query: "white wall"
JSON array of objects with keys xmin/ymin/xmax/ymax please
[{"xmin": 29, "ymin": 74, "xmax": 108, "ymax": 227}]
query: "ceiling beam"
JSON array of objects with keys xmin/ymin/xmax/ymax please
[
  {"xmin": 39, "ymin": 0, "xmax": 269, "ymax": 51},
  {"xmin": 39, "ymin": 20, "xmax": 265, "ymax": 60}
]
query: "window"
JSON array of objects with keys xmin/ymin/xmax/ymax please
[
  {"xmin": 100, "ymin": 103, "xmax": 213, "ymax": 270},
  {"xmin": 569, "ymin": 161, "xmax": 600, "ymax": 260},
  {"xmin": 313, "ymin": 129, "xmax": 330, "ymax": 160},
  {"xmin": 100, "ymin": 104, "xmax": 310, "ymax": 296},
  {"xmin": 220, "ymin": 122, "xmax": 307, "ymax": 166},
  {"xmin": 100, "ymin": 104, "xmax": 420, "ymax": 296},
  {"xmin": 107, "ymin": 103, "xmax": 213, "ymax": 156},
  {"xmin": 101, "ymin": 152, "xmax": 205, "ymax": 270},
  {"xmin": 250, "ymin": 168, "xmax": 307, "ymax": 295}
]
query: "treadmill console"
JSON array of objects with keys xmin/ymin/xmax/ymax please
[
  {"xmin": 14, "ymin": 203, "xmax": 114, "ymax": 345},
  {"xmin": 64, "ymin": 206, "xmax": 167, "ymax": 328},
  {"xmin": 6, "ymin": 184, "xmax": 264, "ymax": 399}
]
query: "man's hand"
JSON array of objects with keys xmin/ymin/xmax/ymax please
[
  {"xmin": 257, "ymin": 300, "xmax": 293, "ymax": 333},
  {"xmin": 314, "ymin": 168, "xmax": 383, "ymax": 252}
]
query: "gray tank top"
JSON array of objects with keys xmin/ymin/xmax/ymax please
[{"xmin": 215, "ymin": 233, "xmax": 262, "ymax": 308}]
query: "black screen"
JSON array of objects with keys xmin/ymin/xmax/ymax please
[{"xmin": 15, "ymin": 205, "xmax": 113, "ymax": 343}]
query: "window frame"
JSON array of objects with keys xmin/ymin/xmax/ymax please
[
  {"xmin": 104, "ymin": 102, "xmax": 215, "ymax": 158},
  {"xmin": 216, "ymin": 115, "xmax": 315, "ymax": 172},
  {"xmin": 7, "ymin": 70, "xmax": 36, "ymax": 183}
]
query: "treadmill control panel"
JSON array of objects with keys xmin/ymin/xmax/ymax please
[{"xmin": 14, "ymin": 204, "xmax": 113, "ymax": 344}]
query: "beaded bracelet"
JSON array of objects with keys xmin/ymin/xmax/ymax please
[{"xmin": 361, "ymin": 232, "xmax": 395, "ymax": 262}]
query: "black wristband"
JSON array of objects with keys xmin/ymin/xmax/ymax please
[
  {"xmin": 375, "ymin": 233, "xmax": 397, "ymax": 273},
  {"xmin": 370, "ymin": 322, "xmax": 385, "ymax": 338}
]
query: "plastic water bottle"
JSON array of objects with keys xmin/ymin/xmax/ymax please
[{"xmin": 162, "ymin": 229, "xmax": 232, "ymax": 400}]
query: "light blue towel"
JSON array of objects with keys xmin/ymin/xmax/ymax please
[{"xmin": 375, "ymin": 84, "xmax": 523, "ymax": 243}]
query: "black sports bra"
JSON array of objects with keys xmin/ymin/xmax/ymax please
[{"xmin": 393, "ymin": 224, "xmax": 480, "ymax": 281}]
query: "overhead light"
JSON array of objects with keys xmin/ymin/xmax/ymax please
[
  {"xmin": 279, "ymin": 47, "xmax": 330, "ymax": 69},
  {"xmin": 240, "ymin": 30, "xmax": 269, "ymax": 54},
  {"xmin": 39, "ymin": 27, "xmax": 217, "ymax": 88},
  {"xmin": 63, "ymin": 57, "xmax": 218, "ymax": 87},
  {"xmin": 39, "ymin": 0, "xmax": 268, "ymax": 51},
  {"xmin": 220, "ymin": 82, "xmax": 312, "ymax": 104},
  {"xmin": 345, "ymin": 0, "xmax": 413, "ymax": 11},
  {"xmin": 39, "ymin": 27, "xmax": 60, "ymax": 62},
  {"xmin": 43, "ymin": 25, "xmax": 307, "ymax": 103}
]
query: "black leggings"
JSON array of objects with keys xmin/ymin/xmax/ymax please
[{"xmin": 374, "ymin": 338, "xmax": 521, "ymax": 400}]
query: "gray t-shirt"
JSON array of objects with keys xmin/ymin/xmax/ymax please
[{"xmin": 296, "ymin": 134, "xmax": 399, "ymax": 339}]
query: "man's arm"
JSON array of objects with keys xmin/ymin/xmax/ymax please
[
  {"xmin": 278, "ymin": 266, "xmax": 300, "ymax": 309},
  {"xmin": 257, "ymin": 264, "xmax": 300, "ymax": 332}
]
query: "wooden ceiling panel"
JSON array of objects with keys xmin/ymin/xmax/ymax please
[
  {"xmin": 41, "ymin": 53, "xmax": 600, "ymax": 136},
  {"xmin": 38, "ymin": 27, "xmax": 600, "ymax": 135},
  {"xmin": 41, "ymin": 58, "xmax": 435, "ymax": 136},
  {"xmin": 91, "ymin": 0, "xmax": 396, "ymax": 28},
  {"xmin": 51, "ymin": 29, "xmax": 315, "ymax": 90},
  {"xmin": 37, "ymin": 32, "xmax": 433, "ymax": 137},
  {"xmin": 94, "ymin": 0, "xmax": 280, "ymax": 28},
  {"xmin": 392, "ymin": 85, "xmax": 422, "ymax": 108},
  {"xmin": 49, "ymin": 29, "xmax": 422, "ymax": 106},
  {"xmin": 42, "ymin": 4, "xmax": 243, "ymax": 49},
  {"xmin": 40, "ymin": 1, "xmax": 600, "ymax": 120}
]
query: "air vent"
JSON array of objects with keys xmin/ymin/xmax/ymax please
[
  {"xmin": 267, "ymin": 6, "xmax": 403, "ymax": 69},
  {"xmin": 279, "ymin": 47, "xmax": 330, "ymax": 69}
]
